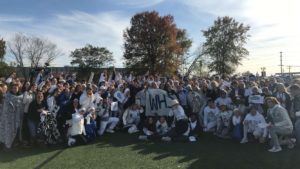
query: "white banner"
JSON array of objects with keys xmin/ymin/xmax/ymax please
[
  {"xmin": 145, "ymin": 89, "xmax": 172, "ymax": 116},
  {"xmin": 248, "ymin": 95, "xmax": 264, "ymax": 104},
  {"xmin": 114, "ymin": 91, "xmax": 125, "ymax": 103}
]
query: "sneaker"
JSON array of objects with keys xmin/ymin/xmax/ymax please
[
  {"xmin": 268, "ymin": 146, "xmax": 282, "ymax": 153},
  {"xmin": 161, "ymin": 136, "xmax": 171, "ymax": 142},
  {"xmin": 106, "ymin": 129, "xmax": 115, "ymax": 133},
  {"xmin": 240, "ymin": 138, "xmax": 248, "ymax": 144},
  {"xmin": 288, "ymin": 142, "xmax": 295, "ymax": 149},
  {"xmin": 138, "ymin": 135, "xmax": 148, "ymax": 141},
  {"xmin": 189, "ymin": 136, "xmax": 197, "ymax": 142}
]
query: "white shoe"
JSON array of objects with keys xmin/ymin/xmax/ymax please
[
  {"xmin": 68, "ymin": 138, "xmax": 76, "ymax": 147},
  {"xmin": 138, "ymin": 135, "xmax": 148, "ymax": 141},
  {"xmin": 240, "ymin": 138, "xmax": 248, "ymax": 144},
  {"xmin": 161, "ymin": 136, "xmax": 171, "ymax": 142},
  {"xmin": 268, "ymin": 146, "xmax": 282, "ymax": 153},
  {"xmin": 106, "ymin": 129, "xmax": 115, "ymax": 133},
  {"xmin": 189, "ymin": 136, "xmax": 197, "ymax": 142}
]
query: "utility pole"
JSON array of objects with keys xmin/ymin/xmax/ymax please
[
  {"xmin": 280, "ymin": 51, "xmax": 283, "ymax": 76},
  {"xmin": 287, "ymin": 65, "xmax": 291, "ymax": 76}
]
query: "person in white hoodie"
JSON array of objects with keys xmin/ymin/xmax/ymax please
[
  {"xmin": 123, "ymin": 103, "xmax": 143, "ymax": 133},
  {"xmin": 68, "ymin": 108, "xmax": 87, "ymax": 146},
  {"xmin": 240, "ymin": 106, "xmax": 267, "ymax": 144}
]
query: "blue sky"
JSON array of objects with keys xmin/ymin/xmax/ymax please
[{"xmin": 0, "ymin": 0, "xmax": 299, "ymax": 75}]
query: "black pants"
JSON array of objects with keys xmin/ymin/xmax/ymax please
[{"xmin": 71, "ymin": 135, "xmax": 87, "ymax": 146}]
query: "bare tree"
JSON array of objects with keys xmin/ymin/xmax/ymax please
[
  {"xmin": 8, "ymin": 33, "xmax": 28, "ymax": 67},
  {"xmin": 8, "ymin": 33, "xmax": 61, "ymax": 79},
  {"xmin": 26, "ymin": 36, "xmax": 61, "ymax": 67},
  {"xmin": 9, "ymin": 33, "xmax": 61, "ymax": 68}
]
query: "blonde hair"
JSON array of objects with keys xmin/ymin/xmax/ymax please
[{"xmin": 265, "ymin": 97, "xmax": 280, "ymax": 105}]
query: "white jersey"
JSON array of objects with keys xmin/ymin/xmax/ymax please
[
  {"xmin": 203, "ymin": 106, "xmax": 219, "ymax": 126},
  {"xmin": 244, "ymin": 112, "xmax": 266, "ymax": 131}
]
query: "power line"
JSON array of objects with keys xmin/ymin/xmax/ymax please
[{"xmin": 280, "ymin": 51, "xmax": 283, "ymax": 76}]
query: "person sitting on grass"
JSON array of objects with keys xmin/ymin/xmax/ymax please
[
  {"xmin": 265, "ymin": 97, "xmax": 295, "ymax": 153},
  {"xmin": 68, "ymin": 108, "xmax": 87, "ymax": 147},
  {"xmin": 216, "ymin": 104, "xmax": 232, "ymax": 139},
  {"xmin": 97, "ymin": 98, "xmax": 119, "ymax": 136},
  {"xmin": 232, "ymin": 108, "xmax": 243, "ymax": 141},
  {"xmin": 163, "ymin": 100, "xmax": 190, "ymax": 142},
  {"xmin": 139, "ymin": 116, "xmax": 156, "ymax": 140},
  {"xmin": 188, "ymin": 113, "xmax": 202, "ymax": 141},
  {"xmin": 156, "ymin": 116, "xmax": 170, "ymax": 138},
  {"xmin": 139, "ymin": 116, "xmax": 170, "ymax": 141},
  {"xmin": 85, "ymin": 107, "xmax": 97, "ymax": 142},
  {"xmin": 122, "ymin": 103, "xmax": 143, "ymax": 134},
  {"xmin": 203, "ymin": 99, "xmax": 219, "ymax": 132},
  {"xmin": 240, "ymin": 106, "xmax": 267, "ymax": 144}
]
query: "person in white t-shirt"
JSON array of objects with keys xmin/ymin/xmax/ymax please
[
  {"xmin": 240, "ymin": 106, "xmax": 268, "ymax": 144},
  {"xmin": 216, "ymin": 104, "xmax": 232, "ymax": 138},
  {"xmin": 215, "ymin": 89, "xmax": 233, "ymax": 110},
  {"xmin": 203, "ymin": 99, "xmax": 219, "ymax": 132}
]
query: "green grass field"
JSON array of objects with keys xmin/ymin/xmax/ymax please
[{"xmin": 0, "ymin": 133, "xmax": 299, "ymax": 169}]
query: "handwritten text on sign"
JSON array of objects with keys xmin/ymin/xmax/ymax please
[{"xmin": 145, "ymin": 89, "xmax": 171, "ymax": 116}]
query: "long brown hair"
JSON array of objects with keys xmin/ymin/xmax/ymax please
[{"xmin": 265, "ymin": 96, "xmax": 280, "ymax": 105}]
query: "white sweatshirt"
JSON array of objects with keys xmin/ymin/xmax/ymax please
[
  {"xmin": 203, "ymin": 106, "xmax": 219, "ymax": 126},
  {"xmin": 244, "ymin": 112, "xmax": 266, "ymax": 131},
  {"xmin": 232, "ymin": 115, "xmax": 242, "ymax": 126},
  {"xmin": 71, "ymin": 112, "xmax": 86, "ymax": 136}
]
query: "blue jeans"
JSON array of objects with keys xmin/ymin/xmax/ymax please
[{"xmin": 27, "ymin": 119, "xmax": 39, "ymax": 140}]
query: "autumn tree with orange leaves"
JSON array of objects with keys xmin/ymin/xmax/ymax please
[{"xmin": 123, "ymin": 11, "xmax": 192, "ymax": 75}]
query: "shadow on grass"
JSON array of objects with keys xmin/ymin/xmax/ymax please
[
  {"xmin": 0, "ymin": 144, "xmax": 65, "ymax": 163},
  {"xmin": 96, "ymin": 132, "xmax": 300, "ymax": 169},
  {"xmin": 1, "ymin": 132, "xmax": 300, "ymax": 169}
]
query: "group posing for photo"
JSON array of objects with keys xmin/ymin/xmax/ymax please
[{"xmin": 1, "ymin": 69, "xmax": 300, "ymax": 153}]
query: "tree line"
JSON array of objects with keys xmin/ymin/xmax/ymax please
[{"xmin": 0, "ymin": 11, "xmax": 250, "ymax": 78}]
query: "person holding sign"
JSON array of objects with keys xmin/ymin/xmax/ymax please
[{"xmin": 248, "ymin": 86, "xmax": 264, "ymax": 114}]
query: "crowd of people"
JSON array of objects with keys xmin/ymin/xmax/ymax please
[{"xmin": 1, "ymin": 69, "xmax": 300, "ymax": 153}]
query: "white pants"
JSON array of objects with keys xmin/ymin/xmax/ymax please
[
  {"xmin": 98, "ymin": 117, "xmax": 119, "ymax": 135},
  {"xmin": 243, "ymin": 123, "xmax": 267, "ymax": 139},
  {"xmin": 204, "ymin": 121, "xmax": 217, "ymax": 132}
]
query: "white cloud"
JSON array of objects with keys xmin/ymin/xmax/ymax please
[
  {"xmin": 0, "ymin": 15, "xmax": 33, "ymax": 22},
  {"xmin": 0, "ymin": 11, "xmax": 131, "ymax": 67},
  {"xmin": 114, "ymin": 0, "xmax": 166, "ymax": 8},
  {"xmin": 179, "ymin": 0, "xmax": 300, "ymax": 75}
]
